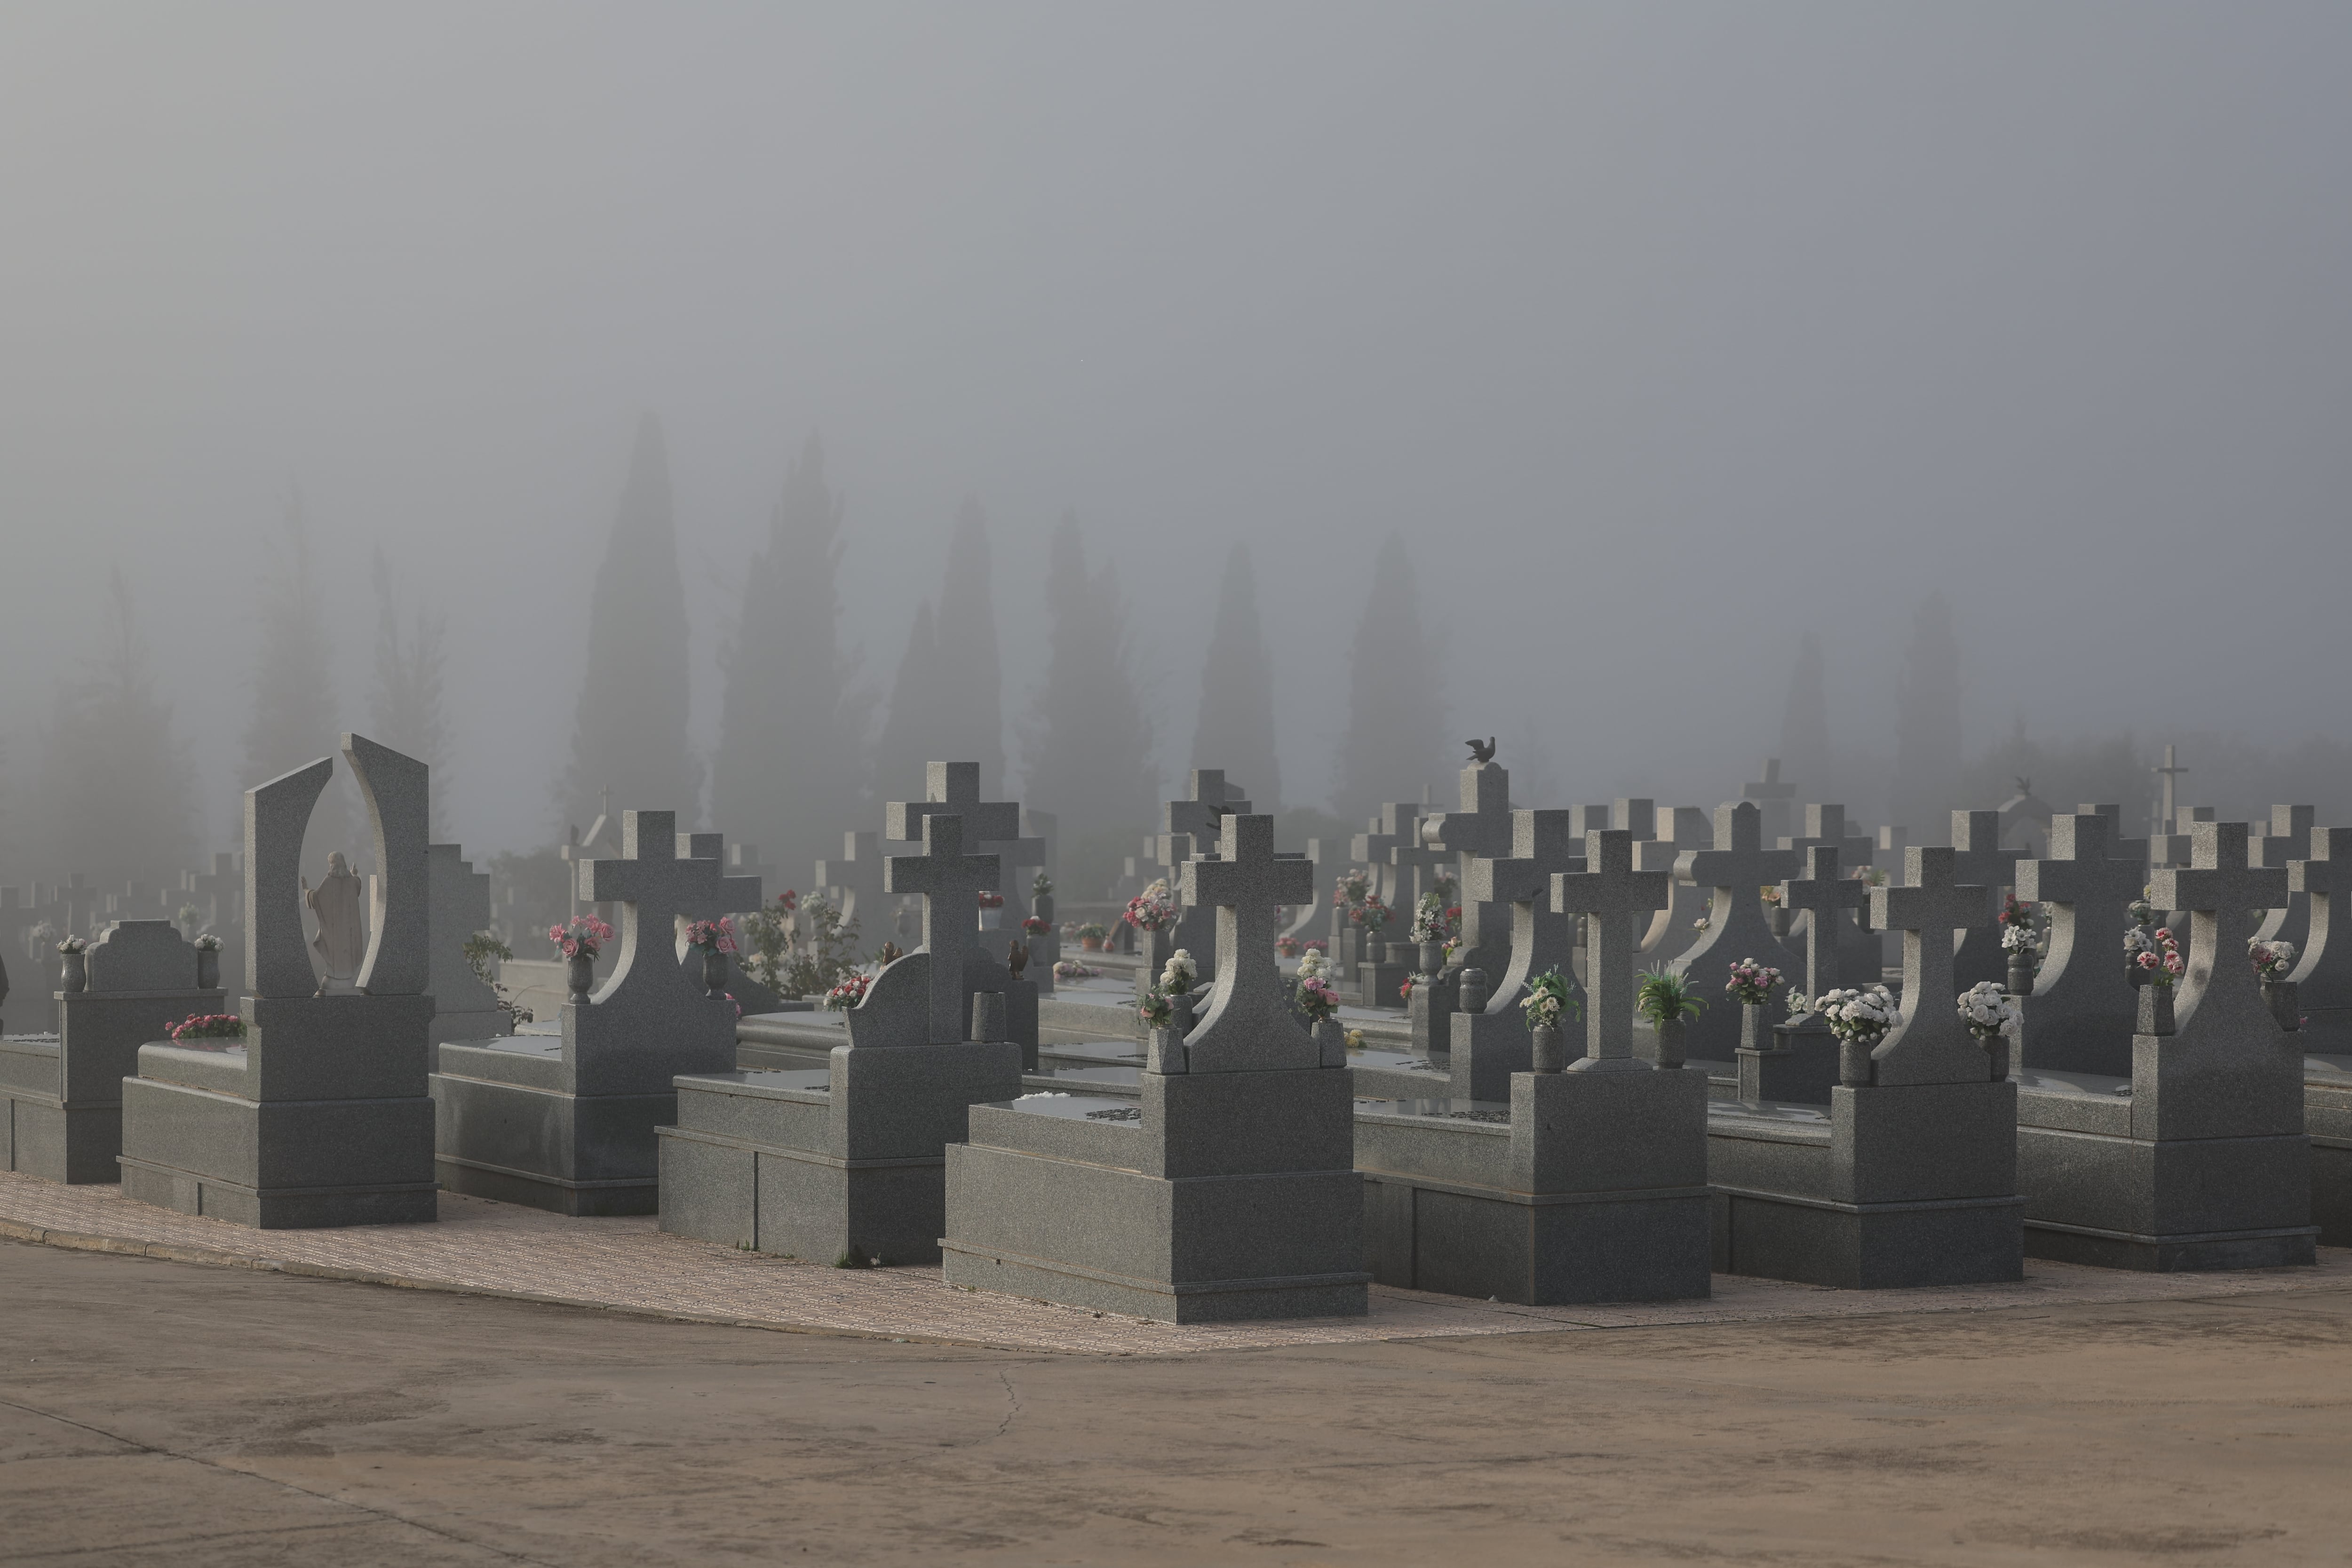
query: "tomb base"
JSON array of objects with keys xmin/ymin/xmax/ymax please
[
  {"xmin": 1355, "ymin": 1066, "xmax": 1711, "ymax": 1305},
  {"xmin": 2, "ymin": 984, "xmax": 227, "ymax": 1185},
  {"xmin": 432, "ymin": 1038, "xmax": 676, "ymax": 1216},
  {"xmin": 2306, "ymin": 1052, "xmax": 2352, "ymax": 1246},
  {"xmin": 118, "ymin": 994, "xmax": 438, "ymax": 1230},
  {"xmin": 659, "ymin": 1041, "xmax": 1025, "ymax": 1266},
  {"xmin": 1737, "ymin": 1016, "xmax": 1841, "ymax": 1106},
  {"xmin": 1446, "ymin": 1007, "xmax": 1529, "ymax": 1100},
  {"xmin": 942, "ymin": 1069, "xmax": 1368, "ymax": 1324}
]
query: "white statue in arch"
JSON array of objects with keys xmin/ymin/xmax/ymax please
[{"xmin": 303, "ymin": 851, "xmax": 370, "ymax": 987}]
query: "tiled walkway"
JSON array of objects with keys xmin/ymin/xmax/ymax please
[{"xmin": 2, "ymin": 1170, "xmax": 2344, "ymax": 1356}]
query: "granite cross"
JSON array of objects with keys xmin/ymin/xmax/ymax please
[
  {"xmin": 2151, "ymin": 744, "xmax": 2188, "ymax": 839},
  {"xmin": 1463, "ymin": 809, "xmax": 1585, "ymax": 1014},
  {"xmin": 884, "ymin": 812, "xmax": 1001, "ymax": 1044},
  {"xmin": 814, "ymin": 829, "xmax": 888, "ymax": 930},
  {"xmin": 2009, "ymin": 808, "xmax": 2150, "ymax": 1069},
  {"xmin": 1421, "ymin": 760, "xmax": 1516, "ymax": 966},
  {"xmin": 884, "ymin": 761, "xmax": 1023, "ymax": 845},
  {"xmin": 1779, "ymin": 844, "xmax": 1866, "ymax": 1001},
  {"xmin": 1743, "ymin": 758, "xmax": 1797, "ymax": 844},
  {"xmin": 1351, "ymin": 803, "xmax": 1425, "ymax": 912},
  {"xmin": 1179, "ymin": 813, "xmax": 1317, "ymax": 1073},
  {"xmin": 1868, "ymin": 846, "xmax": 1996, "ymax": 1085},
  {"xmin": 580, "ymin": 810, "xmax": 762, "ymax": 1006},
  {"xmin": 1550, "ymin": 829, "xmax": 1670, "ymax": 1067},
  {"xmin": 2251, "ymin": 804, "xmax": 2316, "ymax": 950},
  {"xmin": 2150, "ymin": 821, "xmax": 2288, "ymax": 1042},
  {"xmin": 2288, "ymin": 828, "xmax": 2352, "ymax": 1010}
]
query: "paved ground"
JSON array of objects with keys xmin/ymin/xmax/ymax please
[{"xmin": 6, "ymin": 1237, "xmax": 2351, "ymax": 1567}]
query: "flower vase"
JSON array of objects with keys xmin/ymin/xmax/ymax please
[
  {"xmin": 1364, "ymin": 935, "xmax": 1386, "ymax": 967},
  {"xmin": 1032, "ymin": 891, "xmax": 1055, "ymax": 927},
  {"xmin": 1081, "ymin": 936, "xmax": 1103, "ymax": 952},
  {"xmin": 1311, "ymin": 1016, "xmax": 1345, "ymax": 1066},
  {"xmin": 1145, "ymin": 926, "xmax": 1174, "ymax": 980},
  {"xmin": 1839, "ymin": 1035, "xmax": 1875, "ymax": 1087},
  {"xmin": 1655, "ymin": 1016, "xmax": 1686, "ymax": 1070},
  {"xmin": 1418, "ymin": 941, "xmax": 1444, "ymax": 977},
  {"xmin": 1974, "ymin": 1029, "xmax": 2010, "ymax": 1081},
  {"xmin": 1530, "ymin": 1022, "xmax": 1565, "ymax": 1074},
  {"xmin": 1739, "ymin": 1002, "xmax": 1764, "ymax": 1052},
  {"xmin": 2262, "ymin": 980, "xmax": 2300, "ymax": 1035},
  {"xmin": 701, "ymin": 947, "xmax": 729, "ymax": 998},
  {"xmin": 1146, "ymin": 1025, "xmax": 1186, "ymax": 1075},
  {"xmin": 197, "ymin": 948, "xmax": 220, "ymax": 990},
  {"xmin": 1769, "ymin": 907, "xmax": 1791, "ymax": 941},
  {"xmin": 60, "ymin": 951, "xmax": 86, "ymax": 994},
  {"xmin": 2137, "ymin": 984, "xmax": 2175, "ymax": 1036},
  {"xmin": 1169, "ymin": 990, "xmax": 1197, "ymax": 1039},
  {"xmin": 2007, "ymin": 953, "xmax": 2036, "ymax": 996},
  {"xmin": 567, "ymin": 953, "xmax": 596, "ymax": 1004}
]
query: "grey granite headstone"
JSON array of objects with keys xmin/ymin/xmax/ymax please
[
  {"xmin": 1949, "ymin": 810, "xmax": 2026, "ymax": 993},
  {"xmin": 1550, "ymin": 830, "xmax": 1670, "ymax": 1069},
  {"xmin": 1443, "ymin": 809, "xmax": 1584, "ymax": 1098},
  {"xmin": 1868, "ymin": 846, "xmax": 1998, "ymax": 1088},
  {"xmin": 1669, "ymin": 803, "xmax": 1804, "ymax": 1064},
  {"xmin": 246, "ymin": 756, "xmax": 335, "ymax": 998},
  {"xmin": 884, "ymin": 813, "xmax": 1001, "ymax": 1045},
  {"xmin": 348, "ymin": 734, "xmax": 429, "ymax": 996},
  {"xmin": 426, "ymin": 844, "xmax": 505, "ymax": 1045},
  {"xmin": 2251, "ymin": 805, "xmax": 2316, "ymax": 953},
  {"xmin": 2014, "ymin": 809, "xmax": 2147, "ymax": 1075}
]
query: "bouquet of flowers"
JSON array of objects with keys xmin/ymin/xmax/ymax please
[
  {"xmin": 1409, "ymin": 891, "xmax": 1448, "ymax": 945},
  {"xmin": 977, "ymin": 890, "xmax": 1005, "ymax": 910},
  {"xmin": 1276, "ymin": 934, "xmax": 1301, "ymax": 958},
  {"xmin": 1957, "ymin": 981, "xmax": 2016, "ymax": 1040},
  {"xmin": 1520, "ymin": 966, "xmax": 1580, "ymax": 1033},
  {"xmin": 169, "ymin": 1012, "xmax": 246, "ymax": 1042},
  {"xmin": 2001, "ymin": 923, "xmax": 2038, "ymax": 955},
  {"xmin": 1032, "ymin": 871, "xmax": 1054, "ymax": 898},
  {"xmin": 1138, "ymin": 987, "xmax": 1174, "ymax": 1030},
  {"xmin": 1398, "ymin": 976, "xmax": 1417, "ymax": 1003},
  {"xmin": 1349, "ymin": 895, "xmax": 1391, "ymax": 933},
  {"xmin": 1160, "ymin": 949, "xmax": 1198, "ymax": 995},
  {"xmin": 1076, "ymin": 922, "xmax": 1109, "ymax": 942},
  {"xmin": 1759, "ymin": 885, "xmax": 1783, "ymax": 908},
  {"xmin": 194, "ymin": 932, "xmax": 223, "ymax": 952},
  {"xmin": 1724, "ymin": 957, "xmax": 1784, "ymax": 1006},
  {"xmin": 1999, "ymin": 891, "xmax": 2035, "ymax": 932},
  {"xmin": 2128, "ymin": 895, "xmax": 2156, "ymax": 928},
  {"xmin": 1333, "ymin": 871, "xmax": 1369, "ymax": 907},
  {"xmin": 1053, "ymin": 959, "xmax": 1102, "ymax": 981},
  {"xmin": 1296, "ymin": 973, "xmax": 1342, "ymax": 1022},
  {"xmin": 1125, "ymin": 882, "xmax": 1176, "ymax": 932},
  {"xmin": 548, "ymin": 915, "xmax": 614, "ymax": 961},
  {"xmin": 1636, "ymin": 966, "xmax": 1707, "ymax": 1025},
  {"xmin": 1297, "ymin": 948, "xmax": 1328, "ymax": 981},
  {"xmin": 1303, "ymin": 938, "xmax": 1327, "ymax": 955},
  {"xmin": 1022, "ymin": 916, "xmax": 1051, "ymax": 937},
  {"xmin": 57, "ymin": 934, "xmax": 86, "ymax": 955},
  {"xmin": 1850, "ymin": 865, "xmax": 1889, "ymax": 888},
  {"xmin": 2251, "ymin": 939, "xmax": 2296, "ymax": 982},
  {"xmin": 683, "ymin": 917, "xmax": 736, "ymax": 953},
  {"xmin": 822, "ymin": 971, "xmax": 873, "ymax": 1011},
  {"xmin": 2136, "ymin": 928, "xmax": 2185, "ymax": 986},
  {"xmin": 1813, "ymin": 985, "xmax": 1898, "ymax": 1045}
]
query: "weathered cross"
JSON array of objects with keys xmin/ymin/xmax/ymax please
[
  {"xmin": 2288, "ymin": 828, "xmax": 2352, "ymax": 1007},
  {"xmin": 883, "ymin": 812, "xmax": 1001, "ymax": 1044},
  {"xmin": 2150, "ymin": 820, "xmax": 2288, "ymax": 1039},
  {"xmin": 1868, "ymin": 846, "xmax": 1995, "ymax": 1085},
  {"xmin": 1677, "ymin": 802, "xmax": 1801, "ymax": 947},
  {"xmin": 2152, "ymin": 744, "xmax": 2188, "ymax": 839},
  {"xmin": 884, "ymin": 762, "xmax": 1023, "ymax": 846},
  {"xmin": 1153, "ymin": 770, "xmax": 1248, "ymax": 883},
  {"xmin": 2251, "ymin": 804, "xmax": 2316, "ymax": 949},
  {"xmin": 1463, "ymin": 809, "xmax": 1585, "ymax": 1014},
  {"xmin": 1351, "ymin": 803, "xmax": 1425, "ymax": 912},
  {"xmin": 1550, "ymin": 829, "xmax": 1670, "ymax": 1067},
  {"xmin": 581, "ymin": 810, "xmax": 761, "ymax": 1005},
  {"xmin": 1780, "ymin": 844, "xmax": 1866, "ymax": 1000},
  {"xmin": 1179, "ymin": 813, "xmax": 1317, "ymax": 1072},
  {"xmin": 2016, "ymin": 811, "xmax": 2146, "ymax": 994},
  {"xmin": 1421, "ymin": 759, "xmax": 1516, "ymax": 965},
  {"xmin": 814, "ymin": 829, "xmax": 888, "ymax": 929},
  {"xmin": 1950, "ymin": 809, "xmax": 2026, "ymax": 891}
]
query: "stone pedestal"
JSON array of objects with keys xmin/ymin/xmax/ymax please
[
  {"xmin": 1357, "ymin": 1066, "xmax": 1710, "ymax": 1305},
  {"xmin": 120, "ymin": 993, "xmax": 437, "ymax": 1228},
  {"xmin": 1738, "ymin": 1013, "xmax": 1841, "ymax": 1106}
]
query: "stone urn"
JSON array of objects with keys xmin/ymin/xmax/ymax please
[
  {"xmin": 1418, "ymin": 940, "xmax": 1444, "ymax": 977},
  {"xmin": 1838, "ymin": 1034, "xmax": 1876, "ymax": 1087},
  {"xmin": 700, "ymin": 946, "xmax": 729, "ymax": 998},
  {"xmin": 1655, "ymin": 1015, "xmax": 1687, "ymax": 1070},
  {"xmin": 60, "ymin": 948, "xmax": 86, "ymax": 994},
  {"xmin": 2007, "ymin": 950, "xmax": 2036, "ymax": 996},
  {"xmin": 1364, "ymin": 934, "xmax": 1387, "ymax": 967},
  {"xmin": 2263, "ymin": 979, "xmax": 2301, "ymax": 1035},
  {"xmin": 1311, "ymin": 1016, "xmax": 1346, "ymax": 1064},
  {"xmin": 1530, "ymin": 1022, "xmax": 1565, "ymax": 1075},
  {"xmin": 1739, "ymin": 1002, "xmax": 1766, "ymax": 1052},
  {"xmin": 1769, "ymin": 905, "xmax": 1792, "ymax": 941},
  {"xmin": 196, "ymin": 946, "xmax": 220, "ymax": 991},
  {"xmin": 2137, "ymin": 983, "xmax": 2175, "ymax": 1036},
  {"xmin": 1168, "ymin": 989, "xmax": 1198, "ymax": 1039},
  {"xmin": 567, "ymin": 952, "xmax": 596, "ymax": 1004}
]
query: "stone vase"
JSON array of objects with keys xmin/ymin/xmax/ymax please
[
  {"xmin": 1169, "ymin": 989, "xmax": 1198, "ymax": 1039},
  {"xmin": 1033, "ymin": 891, "xmax": 1055, "ymax": 927},
  {"xmin": 60, "ymin": 950, "xmax": 86, "ymax": 994},
  {"xmin": 1145, "ymin": 1025, "xmax": 1186, "ymax": 1075},
  {"xmin": 1769, "ymin": 906, "xmax": 1791, "ymax": 940},
  {"xmin": 2137, "ymin": 983, "xmax": 2175, "ymax": 1036},
  {"xmin": 1838, "ymin": 1034, "xmax": 1875, "ymax": 1087},
  {"xmin": 2007, "ymin": 951, "xmax": 2036, "ymax": 995},
  {"xmin": 1739, "ymin": 1002, "xmax": 1765, "ymax": 1051},
  {"xmin": 1418, "ymin": 940, "xmax": 1444, "ymax": 976},
  {"xmin": 2262, "ymin": 979, "xmax": 2301, "ymax": 1034},
  {"xmin": 1655, "ymin": 1015, "xmax": 1686, "ymax": 1070},
  {"xmin": 1531, "ymin": 1022, "xmax": 1565, "ymax": 1075},
  {"xmin": 701, "ymin": 947, "xmax": 729, "ymax": 998},
  {"xmin": 1973, "ymin": 1027, "xmax": 2010, "ymax": 1081},
  {"xmin": 1144, "ymin": 926, "xmax": 1174, "ymax": 980},
  {"xmin": 197, "ymin": 947, "xmax": 220, "ymax": 990},
  {"xmin": 567, "ymin": 953, "xmax": 596, "ymax": 1004},
  {"xmin": 1364, "ymin": 935, "xmax": 1387, "ymax": 966}
]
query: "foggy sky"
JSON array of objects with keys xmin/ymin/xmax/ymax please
[{"xmin": 4, "ymin": 3, "xmax": 2349, "ymax": 857}]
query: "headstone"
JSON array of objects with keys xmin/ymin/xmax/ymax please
[
  {"xmin": 1997, "ymin": 780, "xmax": 2056, "ymax": 856},
  {"xmin": 1666, "ymin": 803, "xmax": 1804, "ymax": 1067},
  {"xmin": 2150, "ymin": 743, "xmax": 2189, "ymax": 842},
  {"xmin": 2250, "ymin": 805, "xmax": 2317, "ymax": 954},
  {"xmin": 1636, "ymin": 807, "xmax": 1712, "ymax": 963},
  {"xmin": 1747, "ymin": 844, "xmax": 1867, "ymax": 1104},
  {"xmin": 1444, "ymin": 810, "xmax": 1585, "ymax": 1099},
  {"xmin": 1407, "ymin": 756, "xmax": 1517, "ymax": 1059},
  {"xmin": 431, "ymin": 808, "xmax": 756, "ymax": 1215},
  {"xmin": 425, "ymin": 844, "xmax": 506, "ymax": 1045},
  {"xmin": 1949, "ymin": 810, "xmax": 2026, "ymax": 993},
  {"xmin": 2, "ymin": 920, "xmax": 223, "ymax": 1184},
  {"xmin": 1778, "ymin": 804, "xmax": 1880, "ymax": 993},
  {"xmin": 2013, "ymin": 808, "xmax": 2148, "ymax": 1075},
  {"xmin": 2289, "ymin": 828, "xmax": 2352, "ymax": 1037},
  {"xmin": 943, "ymin": 813, "xmax": 1367, "ymax": 1322},
  {"xmin": 120, "ymin": 735, "xmax": 438, "ymax": 1228},
  {"xmin": 1549, "ymin": 830, "xmax": 1672, "ymax": 1068}
]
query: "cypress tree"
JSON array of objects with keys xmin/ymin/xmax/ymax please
[
  {"xmin": 1890, "ymin": 591, "xmax": 1963, "ymax": 836},
  {"xmin": 1021, "ymin": 513, "xmax": 1155, "ymax": 842},
  {"xmin": 1189, "ymin": 541, "xmax": 1280, "ymax": 811},
  {"xmin": 367, "ymin": 548, "xmax": 452, "ymax": 838},
  {"xmin": 930, "ymin": 498, "xmax": 1005, "ymax": 798},
  {"xmin": 709, "ymin": 432, "xmax": 860, "ymax": 879},
  {"xmin": 559, "ymin": 415, "xmax": 700, "ymax": 835},
  {"xmin": 1334, "ymin": 535, "xmax": 1447, "ymax": 821},
  {"xmin": 871, "ymin": 601, "xmax": 943, "ymax": 812},
  {"xmin": 1776, "ymin": 631, "xmax": 1833, "ymax": 800}
]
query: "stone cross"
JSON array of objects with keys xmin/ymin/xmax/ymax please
[
  {"xmin": 1636, "ymin": 807, "xmax": 1712, "ymax": 956},
  {"xmin": 884, "ymin": 761, "xmax": 1023, "ymax": 846},
  {"xmin": 1743, "ymin": 758, "xmax": 1797, "ymax": 844},
  {"xmin": 58, "ymin": 873, "xmax": 98, "ymax": 941},
  {"xmin": 2012, "ymin": 809, "xmax": 2149, "ymax": 1068},
  {"xmin": 2151, "ymin": 744, "xmax": 2188, "ymax": 840},
  {"xmin": 2289, "ymin": 828, "xmax": 2352, "ymax": 1012},
  {"xmin": 2251, "ymin": 804, "xmax": 2316, "ymax": 951},
  {"xmin": 884, "ymin": 813, "xmax": 1001, "ymax": 1045},
  {"xmin": 1550, "ymin": 829, "xmax": 1670, "ymax": 1067},
  {"xmin": 1867, "ymin": 846, "xmax": 1997, "ymax": 1085},
  {"xmin": 814, "ymin": 829, "xmax": 888, "ymax": 929},
  {"xmin": 2153, "ymin": 805, "xmax": 2215, "ymax": 871},
  {"xmin": 1178, "ymin": 813, "xmax": 1316, "ymax": 1073},
  {"xmin": 1780, "ymin": 845, "xmax": 1866, "ymax": 1000},
  {"xmin": 1464, "ymin": 809, "xmax": 1585, "ymax": 1014},
  {"xmin": 1351, "ymin": 803, "xmax": 1426, "ymax": 913},
  {"xmin": 724, "ymin": 844, "xmax": 775, "ymax": 915},
  {"xmin": 1421, "ymin": 759, "xmax": 1515, "ymax": 967},
  {"xmin": 1669, "ymin": 804, "xmax": 1806, "ymax": 1058},
  {"xmin": 1950, "ymin": 809, "xmax": 2026, "ymax": 891},
  {"xmin": 2151, "ymin": 821, "xmax": 2288, "ymax": 1043},
  {"xmin": 580, "ymin": 810, "xmax": 761, "ymax": 1003}
]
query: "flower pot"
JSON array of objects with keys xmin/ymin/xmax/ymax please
[
  {"xmin": 1032, "ymin": 892, "xmax": 1055, "ymax": 927},
  {"xmin": 2007, "ymin": 953, "xmax": 2036, "ymax": 996},
  {"xmin": 1169, "ymin": 990, "xmax": 1198, "ymax": 1039},
  {"xmin": 1364, "ymin": 936, "xmax": 1387, "ymax": 966},
  {"xmin": 1146, "ymin": 1025, "xmax": 1187, "ymax": 1075},
  {"xmin": 701, "ymin": 947, "xmax": 729, "ymax": 997},
  {"xmin": 1531, "ymin": 1022, "xmax": 1565, "ymax": 1074},
  {"xmin": 1311, "ymin": 1016, "xmax": 1346, "ymax": 1066},
  {"xmin": 1972, "ymin": 1027, "xmax": 2011, "ymax": 1081},
  {"xmin": 2262, "ymin": 979, "xmax": 2301, "ymax": 1035},
  {"xmin": 1081, "ymin": 936, "xmax": 1103, "ymax": 952},
  {"xmin": 1739, "ymin": 1002, "xmax": 1765, "ymax": 1052},
  {"xmin": 2137, "ymin": 984, "xmax": 2175, "ymax": 1037},
  {"xmin": 1419, "ymin": 941, "xmax": 1444, "ymax": 976},
  {"xmin": 1769, "ymin": 907, "xmax": 1791, "ymax": 941},
  {"xmin": 1838, "ymin": 1035, "xmax": 1876, "ymax": 1087},
  {"xmin": 197, "ymin": 948, "xmax": 220, "ymax": 991},
  {"xmin": 1655, "ymin": 1015, "xmax": 1686, "ymax": 1070},
  {"xmin": 567, "ymin": 953, "xmax": 596, "ymax": 1004},
  {"xmin": 60, "ymin": 951, "xmax": 86, "ymax": 994}
]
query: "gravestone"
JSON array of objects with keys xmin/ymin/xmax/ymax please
[
  {"xmin": 2, "ymin": 921, "xmax": 223, "ymax": 1184},
  {"xmin": 1154, "ymin": 772, "xmax": 1248, "ymax": 982},
  {"xmin": 1443, "ymin": 809, "xmax": 1585, "ymax": 1099},
  {"xmin": 1665, "ymin": 804, "xmax": 1804, "ymax": 1067},
  {"xmin": 426, "ymin": 844, "xmax": 506, "ymax": 1045},
  {"xmin": 2296, "ymin": 828, "xmax": 2352, "ymax": 1241},
  {"xmin": 1358, "ymin": 826, "xmax": 1708, "ymax": 1306},
  {"xmin": 1778, "ymin": 804, "xmax": 1880, "ymax": 985},
  {"xmin": 813, "ymin": 829, "xmax": 892, "ymax": 936},
  {"xmin": 661, "ymin": 811, "xmax": 1025, "ymax": 1266},
  {"xmin": 2150, "ymin": 743, "xmax": 2189, "ymax": 842},
  {"xmin": 2013, "ymin": 808, "xmax": 2147, "ymax": 1075},
  {"xmin": 1949, "ymin": 810, "xmax": 2026, "ymax": 992},
  {"xmin": 1408, "ymin": 756, "xmax": 1517, "ymax": 1059},
  {"xmin": 2015, "ymin": 821, "xmax": 2315, "ymax": 1270},
  {"xmin": 944, "ymin": 813, "xmax": 1367, "ymax": 1322},
  {"xmin": 119, "ymin": 736, "xmax": 439, "ymax": 1228},
  {"xmin": 432, "ymin": 809, "xmax": 756, "ymax": 1215},
  {"xmin": 2251, "ymin": 805, "xmax": 2316, "ymax": 954},
  {"xmin": 1637, "ymin": 806, "xmax": 1713, "ymax": 963},
  {"xmin": 1707, "ymin": 845, "xmax": 2022, "ymax": 1288},
  {"xmin": 1747, "ymin": 844, "xmax": 1867, "ymax": 1105}
]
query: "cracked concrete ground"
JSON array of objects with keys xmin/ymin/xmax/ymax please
[{"xmin": 3, "ymin": 1237, "xmax": 2347, "ymax": 1566}]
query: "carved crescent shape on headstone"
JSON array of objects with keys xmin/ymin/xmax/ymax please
[
  {"xmin": 345, "ymin": 733, "xmax": 430, "ymax": 995},
  {"xmin": 246, "ymin": 756, "xmax": 336, "ymax": 998}
]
